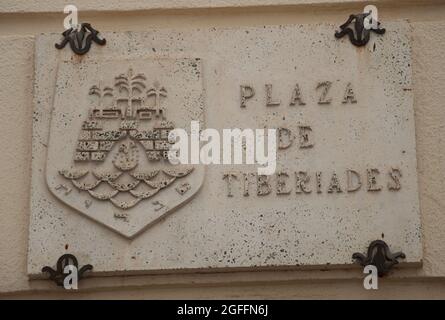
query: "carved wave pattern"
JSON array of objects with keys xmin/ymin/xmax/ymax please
[{"xmin": 58, "ymin": 167, "xmax": 193, "ymax": 209}]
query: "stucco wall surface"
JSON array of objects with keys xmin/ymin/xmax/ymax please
[{"xmin": 0, "ymin": 0, "xmax": 445, "ymax": 298}]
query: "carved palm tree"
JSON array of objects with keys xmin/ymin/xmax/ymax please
[
  {"xmin": 115, "ymin": 68, "xmax": 146, "ymax": 118},
  {"xmin": 89, "ymin": 83, "xmax": 113, "ymax": 108},
  {"xmin": 147, "ymin": 81, "xmax": 167, "ymax": 117}
]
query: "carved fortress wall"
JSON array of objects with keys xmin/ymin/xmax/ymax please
[{"xmin": 1, "ymin": 0, "xmax": 445, "ymax": 299}]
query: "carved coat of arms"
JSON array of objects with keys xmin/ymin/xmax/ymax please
[{"xmin": 46, "ymin": 59, "xmax": 204, "ymax": 238}]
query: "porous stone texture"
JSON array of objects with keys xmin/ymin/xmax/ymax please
[{"xmin": 28, "ymin": 22, "xmax": 421, "ymax": 276}]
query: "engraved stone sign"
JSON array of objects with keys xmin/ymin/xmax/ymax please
[{"xmin": 29, "ymin": 22, "xmax": 421, "ymax": 276}]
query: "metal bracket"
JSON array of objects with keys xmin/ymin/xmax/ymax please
[
  {"xmin": 55, "ymin": 23, "xmax": 106, "ymax": 55},
  {"xmin": 352, "ymin": 240, "xmax": 405, "ymax": 277},
  {"xmin": 335, "ymin": 13, "xmax": 385, "ymax": 47},
  {"xmin": 42, "ymin": 254, "xmax": 93, "ymax": 286}
]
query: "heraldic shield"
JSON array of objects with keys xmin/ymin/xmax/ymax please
[{"xmin": 46, "ymin": 58, "xmax": 205, "ymax": 238}]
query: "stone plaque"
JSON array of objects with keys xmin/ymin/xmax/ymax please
[{"xmin": 28, "ymin": 22, "xmax": 421, "ymax": 276}]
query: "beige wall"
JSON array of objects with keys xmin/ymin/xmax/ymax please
[{"xmin": 1, "ymin": 0, "xmax": 445, "ymax": 299}]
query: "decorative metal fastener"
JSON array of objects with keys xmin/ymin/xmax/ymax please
[
  {"xmin": 352, "ymin": 240, "xmax": 405, "ymax": 277},
  {"xmin": 42, "ymin": 254, "xmax": 93, "ymax": 286},
  {"xmin": 335, "ymin": 13, "xmax": 385, "ymax": 47},
  {"xmin": 55, "ymin": 23, "xmax": 106, "ymax": 55}
]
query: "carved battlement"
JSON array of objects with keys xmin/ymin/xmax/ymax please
[
  {"xmin": 76, "ymin": 69, "xmax": 174, "ymax": 163},
  {"xmin": 75, "ymin": 119, "xmax": 174, "ymax": 162}
]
